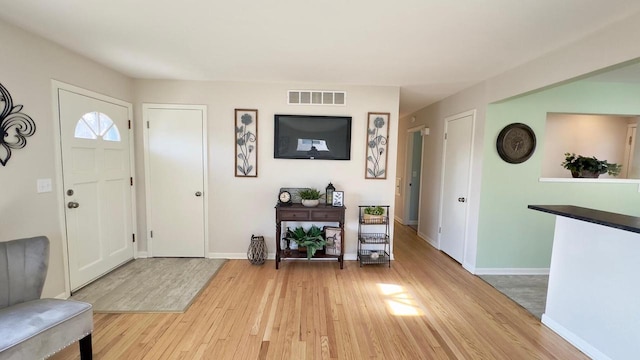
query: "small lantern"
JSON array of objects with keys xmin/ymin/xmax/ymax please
[{"xmin": 326, "ymin": 182, "xmax": 335, "ymax": 205}]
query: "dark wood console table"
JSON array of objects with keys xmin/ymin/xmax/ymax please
[{"xmin": 275, "ymin": 203, "xmax": 345, "ymax": 269}]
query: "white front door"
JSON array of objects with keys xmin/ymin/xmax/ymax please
[
  {"xmin": 439, "ymin": 111, "xmax": 474, "ymax": 263},
  {"xmin": 144, "ymin": 105, "xmax": 207, "ymax": 257},
  {"xmin": 58, "ymin": 88, "xmax": 134, "ymax": 291}
]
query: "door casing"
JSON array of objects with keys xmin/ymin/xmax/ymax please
[
  {"xmin": 52, "ymin": 80, "xmax": 137, "ymax": 297},
  {"xmin": 403, "ymin": 125, "xmax": 425, "ymax": 227}
]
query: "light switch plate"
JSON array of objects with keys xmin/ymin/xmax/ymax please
[{"xmin": 37, "ymin": 178, "xmax": 52, "ymax": 193}]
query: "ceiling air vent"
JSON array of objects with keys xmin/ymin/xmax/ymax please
[{"xmin": 288, "ymin": 90, "xmax": 346, "ymax": 106}]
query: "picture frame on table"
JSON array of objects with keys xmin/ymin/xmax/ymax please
[
  {"xmin": 324, "ymin": 226, "xmax": 342, "ymax": 256},
  {"xmin": 332, "ymin": 191, "xmax": 344, "ymax": 207}
]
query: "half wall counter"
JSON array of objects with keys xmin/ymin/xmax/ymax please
[{"xmin": 528, "ymin": 205, "xmax": 640, "ymax": 360}]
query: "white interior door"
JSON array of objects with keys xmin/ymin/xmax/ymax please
[
  {"xmin": 58, "ymin": 89, "xmax": 134, "ymax": 291},
  {"xmin": 144, "ymin": 105, "xmax": 206, "ymax": 257},
  {"xmin": 439, "ymin": 112, "xmax": 474, "ymax": 263}
]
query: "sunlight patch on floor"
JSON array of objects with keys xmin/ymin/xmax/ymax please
[{"xmin": 377, "ymin": 283, "xmax": 424, "ymax": 316}]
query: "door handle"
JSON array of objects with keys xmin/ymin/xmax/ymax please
[
  {"xmin": 67, "ymin": 201, "xmax": 80, "ymax": 209},
  {"xmin": 195, "ymin": 191, "xmax": 202, "ymax": 197},
  {"xmin": 457, "ymin": 197, "xmax": 466, "ymax": 203}
]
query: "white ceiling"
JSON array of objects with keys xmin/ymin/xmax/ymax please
[{"xmin": 2, "ymin": 0, "xmax": 640, "ymax": 117}]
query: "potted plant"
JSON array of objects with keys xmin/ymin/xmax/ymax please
[
  {"xmin": 561, "ymin": 153, "xmax": 622, "ymax": 178},
  {"xmin": 285, "ymin": 225, "xmax": 326, "ymax": 259},
  {"xmin": 298, "ymin": 188, "xmax": 323, "ymax": 207},
  {"xmin": 363, "ymin": 206, "xmax": 385, "ymax": 223}
]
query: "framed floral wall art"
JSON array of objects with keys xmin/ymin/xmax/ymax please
[
  {"xmin": 235, "ymin": 109, "xmax": 258, "ymax": 177},
  {"xmin": 365, "ymin": 112, "xmax": 390, "ymax": 179}
]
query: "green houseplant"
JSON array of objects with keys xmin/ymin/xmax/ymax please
[
  {"xmin": 561, "ymin": 153, "xmax": 622, "ymax": 178},
  {"xmin": 363, "ymin": 206, "xmax": 385, "ymax": 223},
  {"xmin": 285, "ymin": 225, "xmax": 326, "ymax": 259},
  {"xmin": 298, "ymin": 188, "xmax": 323, "ymax": 207}
]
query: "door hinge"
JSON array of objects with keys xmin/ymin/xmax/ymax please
[
  {"xmin": 130, "ymin": 177, "xmax": 133, "ymax": 186},
  {"xmin": 132, "ymin": 234, "xmax": 135, "ymax": 243},
  {"xmin": 128, "ymin": 120, "xmax": 131, "ymax": 129},
  {"xmin": 444, "ymin": 133, "xmax": 447, "ymax": 140},
  {"xmin": 147, "ymin": 121, "xmax": 150, "ymax": 129},
  {"xmin": 438, "ymin": 227, "xmax": 442, "ymax": 233},
  {"xmin": 630, "ymin": 136, "xmax": 633, "ymax": 146},
  {"xmin": 150, "ymin": 230, "xmax": 153, "ymax": 238}
]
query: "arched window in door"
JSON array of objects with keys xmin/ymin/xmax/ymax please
[{"xmin": 74, "ymin": 112, "xmax": 121, "ymax": 141}]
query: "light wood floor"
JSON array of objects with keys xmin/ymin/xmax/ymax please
[{"xmin": 52, "ymin": 223, "xmax": 587, "ymax": 359}]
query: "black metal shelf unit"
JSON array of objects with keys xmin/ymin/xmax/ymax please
[{"xmin": 357, "ymin": 205, "xmax": 391, "ymax": 267}]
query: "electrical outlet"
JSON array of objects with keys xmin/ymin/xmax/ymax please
[{"xmin": 37, "ymin": 178, "xmax": 52, "ymax": 193}]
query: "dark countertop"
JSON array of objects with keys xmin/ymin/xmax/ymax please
[{"xmin": 528, "ymin": 205, "xmax": 640, "ymax": 234}]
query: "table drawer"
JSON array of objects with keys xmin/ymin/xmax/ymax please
[
  {"xmin": 278, "ymin": 210, "xmax": 310, "ymax": 221},
  {"xmin": 311, "ymin": 211, "xmax": 342, "ymax": 221}
]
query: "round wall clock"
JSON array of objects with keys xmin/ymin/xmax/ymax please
[{"xmin": 496, "ymin": 123, "xmax": 536, "ymax": 164}]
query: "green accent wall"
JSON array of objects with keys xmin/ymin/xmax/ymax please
[{"xmin": 477, "ymin": 81, "xmax": 640, "ymax": 268}]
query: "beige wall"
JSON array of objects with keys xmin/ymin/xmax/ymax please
[
  {"xmin": 395, "ymin": 83, "xmax": 487, "ymax": 269},
  {"xmin": 0, "ymin": 20, "xmax": 133, "ymax": 297},
  {"xmin": 542, "ymin": 114, "xmax": 632, "ymax": 178},
  {"xmin": 0, "ymin": 18, "xmax": 399, "ymax": 297},
  {"xmin": 395, "ymin": 12, "xmax": 640, "ymax": 271},
  {"xmin": 133, "ymin": 80, "xmax": 400, "ymax": 258}
]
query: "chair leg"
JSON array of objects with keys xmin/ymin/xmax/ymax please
[{"xmin": 79, "ymin": 333, "xmax": 93, "ymax": 360}]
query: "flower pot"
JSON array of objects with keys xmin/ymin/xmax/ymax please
[
  {"xmin": 571, "ymin": 170, "xmax": 600, "ymax": 178},
  {"xmin": 302, "ymin": 199, "xmax": 319, "ymax": 207}
]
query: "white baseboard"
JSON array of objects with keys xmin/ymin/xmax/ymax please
[
  {"xmin": 407, "ymin": 220, "xmax": 418, "ymax": 225},
  {"xmin": 394, "ymin": 215, "xmax": 404, "ymax": 223},
  {"xmin": 417, "ymin": 231, "xmax": 438, "ymax": 249},
  {"xmin": 54, "ymin": 292, "xmax": 68, "ymax": 300},
  {"xmin": 474, "ymin": 268, "xmax": 550, "ymax": 275},
  {"xmin": 136, "ymin": 251, "xmax": 149, "ymax": 258},
  {"xmin": 209, "ymin": 252, "xmax": 251, "ymax": 259},
  {"xmin": 542, "ymin": 314, "xmax": 611, "ymax": 360},
  {"xmin": 462, "ymin": 262, "xmax": 476, "ymax": 274}
]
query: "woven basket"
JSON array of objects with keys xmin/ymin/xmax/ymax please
[{"xmin": 247, "ymin": 235, "xmax": 267, "ymax": 265}]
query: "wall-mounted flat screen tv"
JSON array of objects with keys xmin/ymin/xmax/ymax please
[{"xmin": 274, "ymin": 114, "xmax": 352, "ymax": 160}]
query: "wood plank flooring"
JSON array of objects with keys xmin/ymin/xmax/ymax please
[{"xmin": 51, "ymin": 223, "xmax": 587, "ymax": 359}]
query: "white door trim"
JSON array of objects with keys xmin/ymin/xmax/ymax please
[
  {"xmin": 403, "ymin": 125, "xmax": 425, "ymax": 226},
  {"xmin": 436, "ymin": 109, "xmax": 476, "ymax": 262},
  {"xmin": 51, "ymin": 80, "xmax": 137, "ymax": 297},
  {"xmin": 142, "ymin": 103, "xmax": 209, "ymax": 257}
]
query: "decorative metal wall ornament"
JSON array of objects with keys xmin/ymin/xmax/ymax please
[
  {"xmin": 235, "ymin": 109, "xmax": 258, "ymax": 177},
  {"xmin": 0, "ymin": 83, "xmax": 36, "ymax": 166},
  {"xmin": 365, "ymin": 112, "xmax": 390, "ymax": 179}
]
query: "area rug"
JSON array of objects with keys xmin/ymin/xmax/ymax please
[
  {"xmin": 71, "ymin": 258, "xmax": 227, "ymax": 313},
  {"xmin": 479, "ymin": 275, "xmax": 548, "ymax": 319}
]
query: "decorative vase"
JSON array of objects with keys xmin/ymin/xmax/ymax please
[
  {"xmin": 302, "ymin": 199, "xmax": 319, "ymax": 207},
  {"xmin": 247, "ymin": 234, "xmax": 267, "ymax": 265}
]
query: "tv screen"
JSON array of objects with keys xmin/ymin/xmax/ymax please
[{"xmin": 274, "ymin": 114, "xmax": 352, "ymax": 160}]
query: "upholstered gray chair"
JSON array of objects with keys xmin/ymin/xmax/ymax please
[{"xmin": 0, "ymin": 236, "xmax": 93, "ymax": 359}]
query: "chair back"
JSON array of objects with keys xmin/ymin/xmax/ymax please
[{"xmin": 0, "ymin": 236, "xmax": 49, "ymax": 309}]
